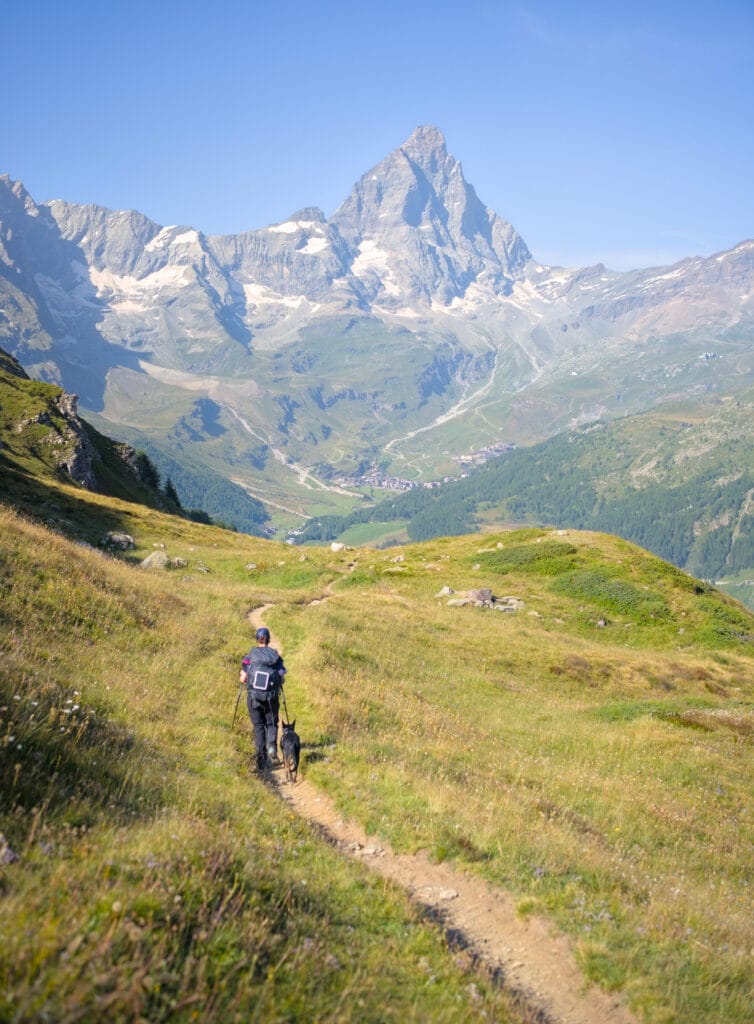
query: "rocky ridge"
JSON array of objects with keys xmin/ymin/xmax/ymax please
[{"xmin": 1, "ymin": 128, "xmax": 753, "ymax": 506}]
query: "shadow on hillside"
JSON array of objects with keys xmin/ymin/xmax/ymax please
[
  {"xmin": 1, "ymin": 456, "xmax": 144, "ymax": 547},
  {"xmin": 0, "ymin": 667, "xmax": 173, "ymax": 847}
]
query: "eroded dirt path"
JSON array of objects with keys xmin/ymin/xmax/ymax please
[{"xmin": 246, "ymin": 599, "xmax": 639, "ymax": 1024}]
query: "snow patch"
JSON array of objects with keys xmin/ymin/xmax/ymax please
[
  {"xmin": 242, "ymin": 282, "xmax": 317, "ymax": 310},
  {"xmin": 299, "ymin": 236, "xmax": 328, "ymax": 255},
  {"xmin": 89, "ymin": 264, "xmax": 192, "ymax": 295},
  {"xmin": 111, "ymin": 299, "xmax": 148, "ymax": 314},
  {"xmin": 351, "ymin": 239, "xmax": 391, "ymax": 276},
  {"xmin": 144, "ymin": 227, "xmax": 175, "ymax": 252},
  {"xmin": 171, "ymin": 229, "xmax": 200, "ymax": 247},
  {"xmin": 268, "ymin": 219, "xmax": 319, "ymax": 234}
]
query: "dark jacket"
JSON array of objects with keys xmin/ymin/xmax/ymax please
[{"xmin": 244, "ymin": 646, "xmax": 285, "ymax": 701}]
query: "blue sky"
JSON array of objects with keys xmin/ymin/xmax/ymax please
[{"xmin": 4, "ymin": 0, "xmax": 753, "ymax": 270}]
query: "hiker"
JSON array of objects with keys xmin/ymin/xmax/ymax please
[{"xmin": 240, "ymin": 626, "xmax": 286, "ymax": 771}]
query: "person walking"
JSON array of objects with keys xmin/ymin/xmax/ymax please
[{"xmin": 240, "ymin": 626, "xmax": 286, "ymax": 771}]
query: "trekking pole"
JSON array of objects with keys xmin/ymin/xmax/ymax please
[{"xmin": 232, "ymin": 682, "xmax": 244, "ymax": 728}]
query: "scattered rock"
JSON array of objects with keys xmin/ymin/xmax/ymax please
[
  {"xmin": 360, "ymin": 843, "xmax": 385, "ymax": 857},
  {"xmin": 0, "ymin": 834, "xmax": 19, "ymax": 865},
  {"xmin": 102, "ymin": 531, "xmax": 135, "ymax": 551},
  {"xmin": 140, "ymin": 551, "xmax": 169, "ymax": 570},
  {"xmin": 195, "ymin": 562, "xmax": 211, "ymax": 574},
  {"xmin": 445, "ymin": 588, "xmax": 525, "ymax": 612},
  {"xmin": 596, "ymin": 618, "xmax": 608, "ymax": 628},
  {"xmin": 168, "ymin": 557, "xmax": 188, "ymax": 569},
  {"xmin": 415, "ymin": 885, "xmax": 459, "ymax": 902},
  {"xmin": 246, "ymin": 563, "xmax": 258, "ymax": 571},
  {"xmin": 390, "ymin": 555, "xmax": 405, "ymax": 563},
  {"xmin": 331, "ymin": 542, "xmax": 346, "ymax": 552}
]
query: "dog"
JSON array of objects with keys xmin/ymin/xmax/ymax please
[{"xmin": 280, "ymin": 720, "xmax": 300, "ymax": 784}]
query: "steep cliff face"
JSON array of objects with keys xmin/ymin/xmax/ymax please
[{"xmin": 0, "ymin": 346, "xmax": 162, "ymax": 500}]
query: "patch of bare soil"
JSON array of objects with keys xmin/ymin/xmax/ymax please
[{"xmin": 246, "ymin": 597, "xmax": 639, "ymax": 1024}]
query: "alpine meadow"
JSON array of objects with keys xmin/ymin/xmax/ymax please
[
  {"xmin": 2, "ymin": 89, "xmax": 754, "ymax": 1024},
  {"xmin": 1, "ymin": 345, "xmax": 753, "ymax": 1024}
]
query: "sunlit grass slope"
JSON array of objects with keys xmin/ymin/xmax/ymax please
[
  {"xmin": 283, "ymin": 530, "xmax": 754, "ymax": 1024},
  {"xmin": 0, "ymin": 505, "xmax": 524, "ymax": 1024},
  {"xmin": 2, "ymin": 483, "xmax": 753, "ymax": 1023}
]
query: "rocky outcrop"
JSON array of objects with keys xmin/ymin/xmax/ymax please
[
  {"xmin": 437, "ymin": 585, "xmax": 525, "ymax": 612},
  {"xmin": 102, "ymin": 532, "xmax": 135, "ymax": 551}
]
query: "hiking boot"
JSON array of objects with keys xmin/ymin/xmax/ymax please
[
  {"xmin": 254, "ymin": 753, "xmax": 267, "ymax": 772},
  {"xmin": 267, "ymin": 744, "xmax": 280, "ymax": 766}
]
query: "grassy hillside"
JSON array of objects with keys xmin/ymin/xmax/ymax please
[
  {"xmin": 1, "ymin": 467, "xmax": 753, "ymax": 1020},
  {"xmin": 0, "ymin": 505, "xmax": 529, "ymax": 1023}
]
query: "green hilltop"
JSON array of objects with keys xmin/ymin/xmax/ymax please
[{"xmin": 1, "ymin": 379, "xmax": 754, "ymax": 1023}]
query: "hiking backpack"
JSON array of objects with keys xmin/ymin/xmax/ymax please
[{"xmin": 244, "ymin": 647, "xmax": 283, "ymax": 701}]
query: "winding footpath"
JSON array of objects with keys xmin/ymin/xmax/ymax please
[{"xmin": 246, "ymin": 598, "xmax": 639, "ymax": 1024}]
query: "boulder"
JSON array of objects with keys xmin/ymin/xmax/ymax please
[
  {"xmin": 102, "ymin": 531, "xmax": 135, "ymax": 551},
  {"xmin": 331, "ymin": 542, "xmax": 346, "ymax": 552},
  {"xmin": 140, "ymin": 551, "xmax": 169, "ymax": 570},
  {"xmin": 494, "ymin": 597, "xmax": 526, "ymax": 612}
]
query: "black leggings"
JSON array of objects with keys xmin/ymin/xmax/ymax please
[{"xmin": 247, "ymin": 693, "xmax": 279, "ymax": 756}]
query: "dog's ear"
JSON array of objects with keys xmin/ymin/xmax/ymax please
[{"xmin": 291, "ymin": 720, "xmax": 296, "ymax": 730}]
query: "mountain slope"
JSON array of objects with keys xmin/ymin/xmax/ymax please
[
  {"xmin": 0, "ymin": 345, "xmax": 268, "ymax": 535},
  {"xmin": 1, "ymin": 131, "xmax": 753, "ymax": 522}
]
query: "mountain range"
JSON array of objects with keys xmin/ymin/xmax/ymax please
[{"xmin": 1, "ymin": 125, "xmax": 753, "ymax": 534}]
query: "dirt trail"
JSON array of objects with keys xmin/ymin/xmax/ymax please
[{"xmin": 246, "ymin": 599, "xmax": 639, "ymax": 1024}]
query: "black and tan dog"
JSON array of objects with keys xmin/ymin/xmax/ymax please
[{"xmin": 280, "ymin": 720, "xmax": 300, "ymax": 784}]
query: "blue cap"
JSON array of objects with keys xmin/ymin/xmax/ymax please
[{"xmin": 255, "ymin": 627, "xmax": 271, "ymax": 642}]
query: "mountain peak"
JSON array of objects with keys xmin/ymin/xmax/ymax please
[{"xmin": 401, "ymin": 125, "xmax": 448, "ymax": 158}]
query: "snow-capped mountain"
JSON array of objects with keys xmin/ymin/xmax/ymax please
[{"xmin": 1, "ymin": 127, "xmax": 753, "ymax": 510}]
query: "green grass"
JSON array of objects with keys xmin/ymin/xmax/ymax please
[
  {"xmin": 337, "ymin": 521, "xmax": 410, "ymax": 547},
  {"xmin": 2, "ymin": 487, "xmax": 754, "ymax": 1022},
  {"xmin": 284, "ymin": 531, "xmax": 754, "ymax": 1024},
  {"xmin": 0, "ymin": 506, "xmax": 523, "ymax": 1024}
]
